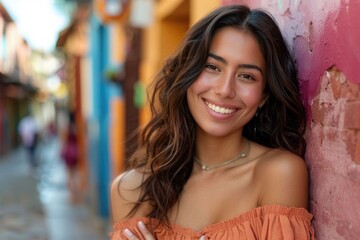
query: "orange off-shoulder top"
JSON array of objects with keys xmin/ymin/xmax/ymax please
[{"xmin": 110, "ymin": 205, "xmax": 316, "ymax": 240}]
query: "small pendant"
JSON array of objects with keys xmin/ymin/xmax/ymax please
[
  {"xmin": 201, "ymin": 165, "xmax": 208, "ymax": 170},
  {"xmin": 240, "ymin": 153, "xmax": 246, "ymax": 158}
]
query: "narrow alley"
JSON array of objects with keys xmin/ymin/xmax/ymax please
[{"xmin": 0, "ymin": 136, "xmax": 108, "ymax": 240}]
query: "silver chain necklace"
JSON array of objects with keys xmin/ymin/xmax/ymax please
[{"xmin": 194, "ymin": 139, "xmax": 251, "ymax": 171}]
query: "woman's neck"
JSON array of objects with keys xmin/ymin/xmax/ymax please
[{"xmin": 195, "ymin": 130, "xmax": 246, "ymax": 166}]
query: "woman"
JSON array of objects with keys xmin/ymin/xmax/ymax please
[{"xmin": 110, "ymin": 4, "xmax": 315, "ymax": 239}]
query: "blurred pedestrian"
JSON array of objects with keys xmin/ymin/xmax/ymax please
[
  {"xmin": 18, "ymin": 111, "xmax": 39, "ymax": 169},
  {"xmin": 47, "ymin": 121, "xmax": 57, "ymax": 139},
  {"xmin": 110, "ymin": 4, "xmax": 315, "ymax": 240},
  {"xmin": 60, "ymin": 112, "xmax": 81, "ymax": 204}
]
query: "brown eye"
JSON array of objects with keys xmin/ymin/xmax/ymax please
[
  {"xmin": 205, "ymin": 64, "xmax": 220, "ymax": 72},
  {"xmin": 238, "ymin": 73, "xmax": 255, "ymax": 81}
]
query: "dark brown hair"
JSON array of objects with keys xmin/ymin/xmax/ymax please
[{"xmin": 125, "ymin": 4, "xmax": 306, "ymax": 226}]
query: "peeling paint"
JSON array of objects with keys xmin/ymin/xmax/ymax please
[{"xmin": 308, "ymin": 67, "xmax": 360, "ymax": 239}]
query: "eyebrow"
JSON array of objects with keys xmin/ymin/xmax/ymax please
[{"xmin": 208, "ymin": 52, "xmax": 264, "ymax": 75}]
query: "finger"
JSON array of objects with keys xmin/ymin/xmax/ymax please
[
  {"xmin": 199, "ymin": 235, "xmax": 206, "ymax": 240},
  {"xmin": 123, "ymin": 228, "xmax": 139, "ymax": 240},
  {"xmin": 137, "ymin": 221, "xmax": 155, "ymax": 240}
]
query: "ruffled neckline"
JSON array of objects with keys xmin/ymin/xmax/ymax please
[{"xmin": 112, "ymin": 205, "xmax": 313, "ymax": 237}]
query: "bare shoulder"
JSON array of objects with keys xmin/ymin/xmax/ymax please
[
  {"xmin": 256, "ymin": 148, "xmax": 309, "ymax": 208},
  {"xmin": 110, "ymin": 168, "xmax": 149, "ymax": 223}
]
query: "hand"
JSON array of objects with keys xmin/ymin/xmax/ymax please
[
  {"xmin": 123, "ymin": 221, "xmax": 155, "ymax": 240},
  {"xmin": 122, "ymin": 221, "xmax": 207, "ymax": 240}
]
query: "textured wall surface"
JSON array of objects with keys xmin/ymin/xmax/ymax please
[
  {"xmin": 308, "ymin": 67, "xmax": 360, "ymax": 239},
  {"xmin": 223, "ymin": 0, "xmax": 360, "ymax": 239}
]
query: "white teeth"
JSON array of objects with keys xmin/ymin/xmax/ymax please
[{"xmin": 205, "ymin": 101, "xmax": 236, "ymax": 114}]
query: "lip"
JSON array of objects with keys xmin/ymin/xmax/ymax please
[{"xmin": 202, "ymin": 98, "xmax": 239, "ymax": 120}]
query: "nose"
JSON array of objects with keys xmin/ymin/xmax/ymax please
[{"xmin": 213, "ymin": 72, "xmax": 236, "ymax": 98}]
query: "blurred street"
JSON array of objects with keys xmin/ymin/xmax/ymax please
[{"xmin": 0, "ymin": 136, "xmax": 108, "ymax": 240}]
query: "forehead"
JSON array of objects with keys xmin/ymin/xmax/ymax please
[{"xmin": 209, "ymin": 27, "xmax": 265, "ymax": 69}]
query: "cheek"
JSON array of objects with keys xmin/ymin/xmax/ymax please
[
  {"xmin": 186, "ymin": 78, "xmax": 207, "ymax": 101},
  {"xmin": 191, "ymin": 71, "xmax": 214, "ymax": 89},
  {"xmin": 240, "ymin": 86, "xmax": 265, "ymax": 106}
]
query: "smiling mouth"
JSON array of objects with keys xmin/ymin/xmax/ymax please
[{"xmin": 205, "ymin": 100, "xmax": 236, "ymax": 114}]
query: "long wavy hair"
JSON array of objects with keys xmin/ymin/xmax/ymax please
[{"xmin": 125, "ymin": 4, "xmax": 306, "ymax": 226}]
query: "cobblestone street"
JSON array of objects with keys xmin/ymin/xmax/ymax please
[{"xmin": 0, "ymin": 137, "xmax": 108, "ymax": 240}]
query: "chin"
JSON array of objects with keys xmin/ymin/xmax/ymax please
[{"xmin": 198, "ymin": 126, "xmax": 239, "ymax": 138}]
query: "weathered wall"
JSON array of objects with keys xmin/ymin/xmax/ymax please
[{"xmin": 223, "ymin": 0, "xmax": 360, "ymax": 239}]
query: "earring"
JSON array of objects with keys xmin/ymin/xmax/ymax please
[{"xmin": 254, "ymin": 108, "xmax": 260, "ymax": 137}]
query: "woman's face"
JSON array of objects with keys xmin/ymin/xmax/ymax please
[{"xmin": 187, "ymin": 27, "xmax": 267, "ymax": 138}]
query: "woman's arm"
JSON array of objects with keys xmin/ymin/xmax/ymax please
[
  {"xmin": 110, "ymin": 169, "xmax": 147, "ymax": 223},
  {"xmin": 110, "ymin": 169, "xmax": 157, "ymax": 240}
]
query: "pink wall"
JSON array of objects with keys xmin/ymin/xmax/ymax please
[{"xmin": 223, "ymin": 0, "xmax": 360, "ymax": 239}]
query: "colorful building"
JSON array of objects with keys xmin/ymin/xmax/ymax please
[{"xmin": 0, "ymin": 3, "xmax": 38, "ymax": 155}]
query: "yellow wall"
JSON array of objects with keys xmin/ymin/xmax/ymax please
[
  {"xmin": 139, "ymin": 0, "xmax": 221, "ymax": 125},
  {"xmin": 110, "ymin": 97, "xmax": 125, "ymax": 177},
  {"xmin": 110, "ymin": 22, "xmax": 126, "ymax": 64},
  {"xmin": 190, "ymin": 0, "xmax": 221, "ymax": 25}
]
